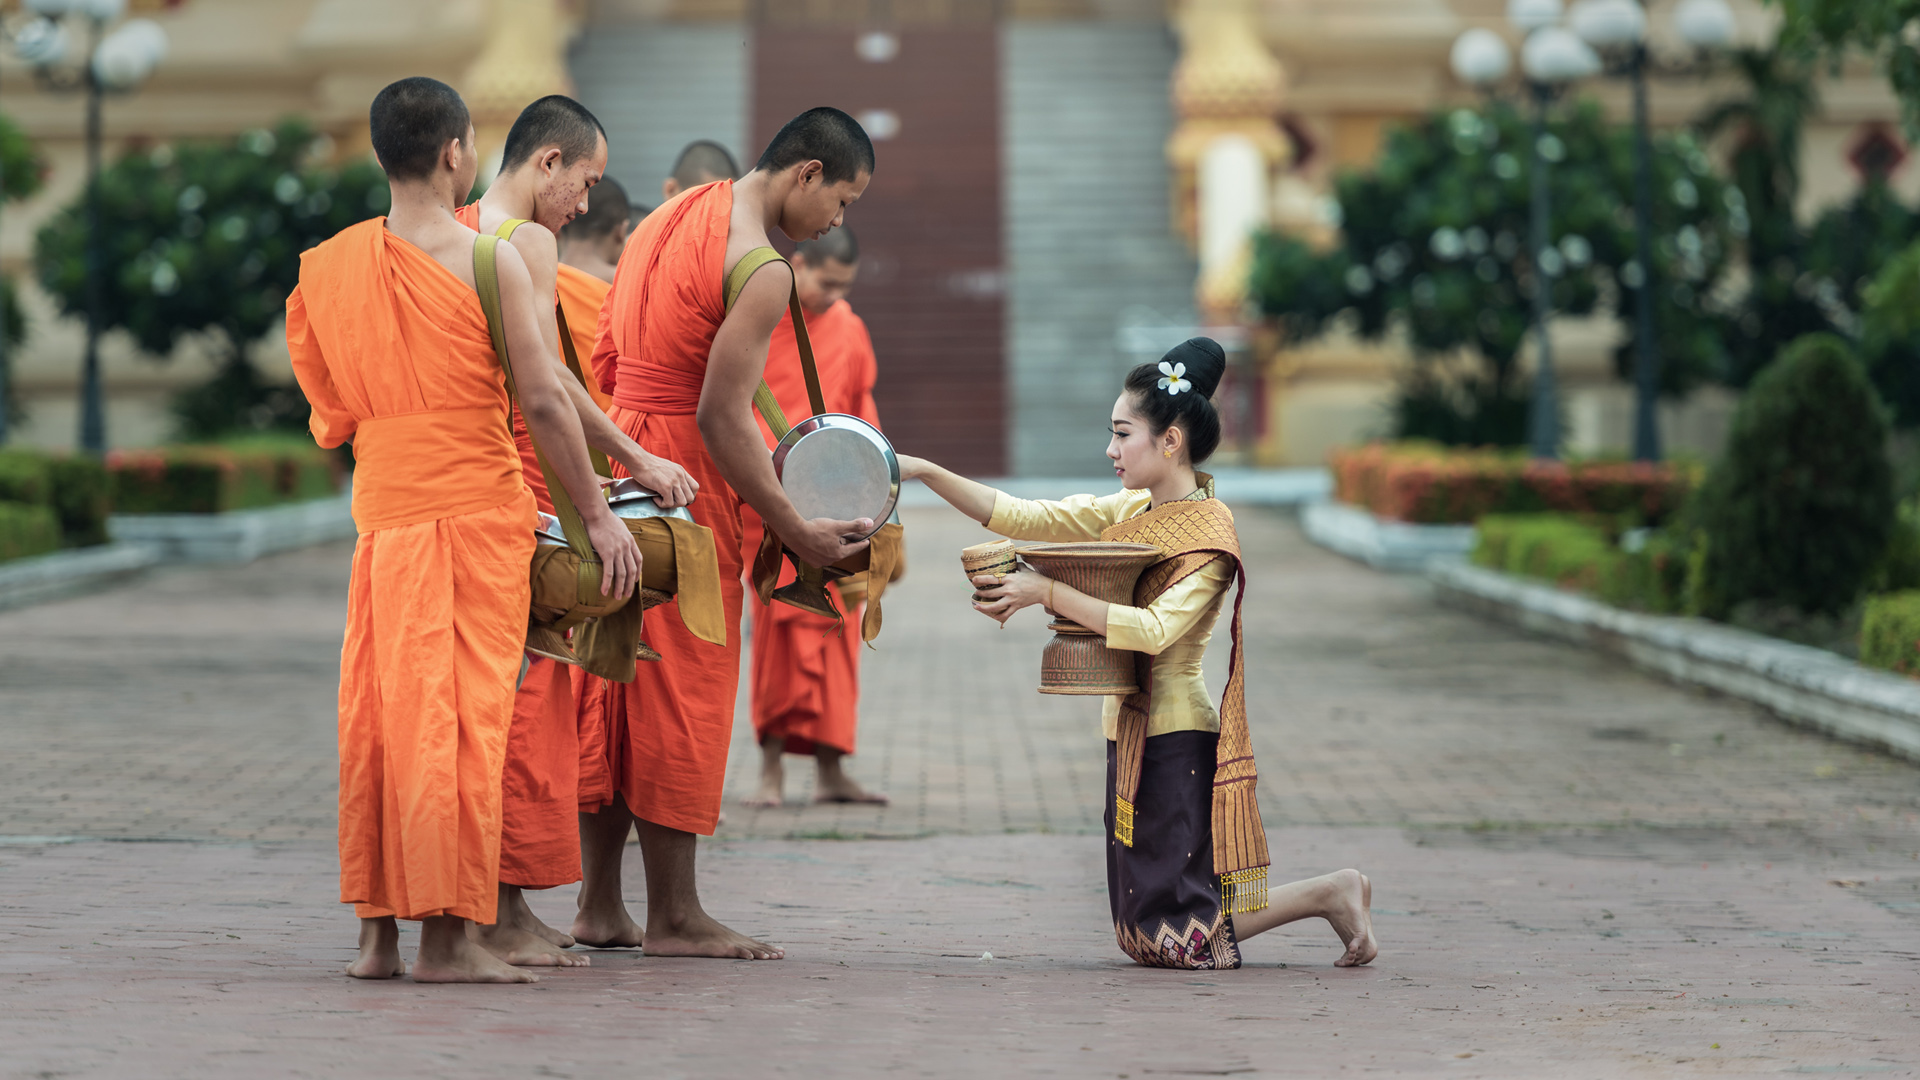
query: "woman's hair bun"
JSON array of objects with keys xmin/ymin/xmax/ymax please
[{"xmin": 1163, "ymin": 337, "xmax": 1226, "ymax": 399}]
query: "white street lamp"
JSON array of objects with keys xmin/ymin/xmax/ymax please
[
  {"xmin": 1522, "ymin": 26, "xmax": 1603, "ymax": 84},
  {"xmin": 1508, "ymin": 0, "xmax": 1564, "ymax": 33},
  {"xmin": 1568, "ymin": 0, "xmax": 1647, "ymax": 50},
  {"xmin": 1675, "ymin": 0, "xmax": 1737, "ymax": 50},
  {"xmin": 93, "ymin": 17, "xmax": 166, "ymax": 89},
  {"xmin": 1451, "ymin": 28, "xmax": 1514, "ymax": 87}
]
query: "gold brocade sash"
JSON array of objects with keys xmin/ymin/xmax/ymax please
[{"xmin": 1100, "ymin": 490, "xmax": 1270, "ymax": 914}]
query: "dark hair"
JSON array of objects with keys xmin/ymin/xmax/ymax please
[
  {"xmin": 369, "ymin": 77, "xmax": 470, "ymax": 182},
  {"xmin": 1122, "ymin": 337, "xmax": 1227, "ymax": 465},
  {"xmin": 754, "ymin": 107, "xmax": 876, "ymax": 185},
  {"xmin": 561, "ymin": 176, "xmax": 631, "ymax": 242},
  {"xmin": 500, "ymin": 95, "xmax": 606, "ymax": 175},
  {"xmin": 794, "ymin": 224, "xmax": 858, "ymax": 265},
  {"xmin": 671, "ymin": 139, "xmax": 740, "ymax": 186}
]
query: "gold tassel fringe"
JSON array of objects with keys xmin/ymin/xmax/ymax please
[
  {"xmin": 1220, "ymin": 867, "xmax": 1269, "ymax": 915},
  {"xmin": 1114, "ymin": 796, "xmax": 1135, "ymax": 847}
]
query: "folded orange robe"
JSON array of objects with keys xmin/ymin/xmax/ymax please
[
  {"xmin": 453, "ymin": 204, "xmax": 582, "ymax": 891},
  {"xmin": 287, "ymin": 218, "xmax": 534, "ymax": 924},
  {"xmin": 743, "ymin": 299, "xmax": 881, "ymax": 756},
  {"xmin": 583, "ymin": 180, "xmax": 742, "ymax": 835},
  {"xmin": 557, "ymin": 263, "xmax": 615, "ymax": 412}
]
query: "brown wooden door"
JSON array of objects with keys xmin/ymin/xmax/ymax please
[{"xmin": 751, "ymin": 26, "xmax": 1005, "ymax": 475}]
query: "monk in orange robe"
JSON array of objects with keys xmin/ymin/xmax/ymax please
[
  {"xmin": 286, "ymin": 77, "xmax": 639, "ymax": 983},
  {"xmin": 572, "ymin": 109, "xmax": 876, "ymax": 959},
  {"xmin": 741, "ymin": 225, "xmax": 889, "ymax": 808},
  {"xmin": 556, "ymin": 176, "xmax": 629, "ymax": 412},
  {"xmin": 659, "ymin": 139, "xmax": 740, "ymax": 205},
  {"xmin": 453, "ymin": 96, "xmax": 697, "ymax": 967}
]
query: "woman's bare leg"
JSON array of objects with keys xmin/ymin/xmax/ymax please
[{"xmin": 1231, "ymin": 868, "xmax": 1377, "ymax": 967}]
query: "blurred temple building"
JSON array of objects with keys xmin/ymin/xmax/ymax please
[{"xmin": 0, "ymin": 0, "xmax": 1913, "ymax": 472}]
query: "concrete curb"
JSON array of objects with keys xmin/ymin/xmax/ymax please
[
  {"xmin": 1429, "ymin": 560, "xmax": 1920, "ymax": 762},
  {"xmin": 0, "ymin": 543, "xmax": 162, "ymax": 612},
  {"xmin": 1300, "ymin": 500, "xmax": 1477, "ymax": 572},
  {"xmin": 107, "ymin": 491, "xmax": 354, "ymax": 564}
]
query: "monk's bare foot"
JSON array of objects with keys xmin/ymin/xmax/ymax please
[
  {"xmin": 744, "ymin": 773, "xmax": 784, "ymax": 809},
  {"xmin": 346, "ymin": 916, "xmax": 405, "ymax": 979},
  {"xmin": 1327, "ymin": 869, "xmax": 1377, "ymax": 968},
  {"xmin": 645, "ymin": 909, "xmax": 784, "ymax": 960},
  {"xmin": 412, "ymin": 916, "xmax": 537, "ymax": 984},
  {"xmin": 571, "ymin": 903, "xmax": 645, "ymax": 950},
  {"xmin": 747, "ymin": 737, "xmax": 785, "ymax": 807},
  {"xmin": 501, "ymin": 884, "xmax": 574, "ymax": 949},
  {"xmin": 469, "ymin": 920, "xmax": 590, "ymax": 968},
  {"xmin": 815, "ymin": 753, "xmax": 888, "ymax": 805}
]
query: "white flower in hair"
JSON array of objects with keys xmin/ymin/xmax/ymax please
[{"xmin": 1158, "ymin": 360, "xmax": 1191, "ymax": 396}]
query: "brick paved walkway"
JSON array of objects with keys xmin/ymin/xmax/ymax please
[{"xmin": 1, "ymin": 502, "xmax": 1916, "ymax": 1077}]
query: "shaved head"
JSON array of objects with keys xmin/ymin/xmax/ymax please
[
  {"xmin": 755, "ymin": 107, "xmax": 874, "ymax": 185},
  {"xmin": 500, "ymin": 95, "xmax": 606, "ymax": 175},
  {"xmin": 794, "ymin": 225, "xmax": 858, "ymax": 266},
  {"xmin": 670, "ymin": 140, "xmax": 740, "ymax": 188},
  {"xmin": 369, "ymin": 77, "xmax": 470, "ymax": 181},
  {"xmin": 561, "ymin": 176, "xmax": 632, "ymax": 242}
]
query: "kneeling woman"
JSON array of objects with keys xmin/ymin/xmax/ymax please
[{"xmin": 899, "ymin": 339, "xmax": 1377, "ymax": 971}]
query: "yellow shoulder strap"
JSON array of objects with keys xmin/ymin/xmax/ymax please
[{"xmin": 723, "ymin": 245, "xmax": 826, "ymax": 440}]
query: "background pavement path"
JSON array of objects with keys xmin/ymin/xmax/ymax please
[{"xmin": 1, "ymin": 502, "xmax": 1916, "ymax": 1077}]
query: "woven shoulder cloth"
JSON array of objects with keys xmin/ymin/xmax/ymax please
[
  {"xmin": 472, "ymin": 232, "xmax": 631, "ymax": 661},
  {"xmin": 723, "ymin": 246, "xmax": 903, "ymax": 644},
  {"xmin": 1099, "ymin": 479, "xmax": 1270, "ymax": 915}
]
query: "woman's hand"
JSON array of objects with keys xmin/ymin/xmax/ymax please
[
  {"xmin": 897, "ymin": 454, "xmax": 932, "ymax": 482},
  {"xmin": 971, "ymin": 568, "xmax": 1052, "ymax": 622}
]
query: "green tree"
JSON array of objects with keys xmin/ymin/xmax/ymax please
[
  {"xmin": 32, "ymin": 120, "xmax": 390, "ymax": 439},
  {"xmin": 1696, "ymin": 333, "xmax": 1894, "ymax": 617},
  {"xmin": 1251, "ymin": 99, "xmax": 1737, "ymax": 445},
  {"xmin": 1773, "ymin": 0, "xmax": 1920, "ymax": 139},
  {"xmin": 1, "ymin": 113, "xmax": 48, "ymax": 435}
]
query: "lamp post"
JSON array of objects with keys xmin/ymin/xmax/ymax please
[
  {"xmin": 1569, "ymin": 0, "xmax": 1735, "ymax": 464},
  {"xmin": 1453, "ymin": 1, "xmax": 1599, "ymax": 460},
  {"xmin": 5, "ymin": 0, "xmax": 168, "ymax": 456}
]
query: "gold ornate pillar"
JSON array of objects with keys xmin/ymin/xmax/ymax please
[
  {"xmin": 462, "ymin": 0, "xmax": 578, "ymax": 177},
  {"xmin": 1166, "ymin": 0, "xmax": 1289, "ymax": 321}
]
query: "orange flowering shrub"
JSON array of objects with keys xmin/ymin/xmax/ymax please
[{"xmin": 1329, "ymin": 442, "xmax": 1697, "ymax": 525}]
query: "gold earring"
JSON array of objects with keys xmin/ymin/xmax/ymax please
[{"xmin": 1163, "ymin": 448, "xmax": 1173, "ymax": 458}]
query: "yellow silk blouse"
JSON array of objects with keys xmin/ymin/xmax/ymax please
[{"xmin": 986, "ymin": 488, "xmax": 1234, "ymax": 740}]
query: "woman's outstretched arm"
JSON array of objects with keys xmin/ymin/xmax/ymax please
[{"xmin": 898, "ymin": 454, "xmax": 999, "ymax": 525}]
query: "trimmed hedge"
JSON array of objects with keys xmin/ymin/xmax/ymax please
[
  {"xmin": 0, "ymin": 502, "xmax": 61, "ymax": 563},
  {"xmin": 1330, "ymin": 442, "xmax": 1697, "ymax": 525},
  {"xmin": 1860, "ymin": 591, "xmax": 1920, "ymax": 677},
  {"xmin": 0, "ymin": 450, "xmax": 110, "ymax": 549},
  {"xmin": 108, "ymin": 440, "xmax": 339, "ymax": 515},
  {"xmin": 1473, "ymin": 513, "xmax": 1700, "ymax": 615}
]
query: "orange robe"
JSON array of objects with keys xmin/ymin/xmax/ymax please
[
  {"xmin": 556, "ymin": 263, "xmax": 615, "ymax": 412},
  {"xmin": 287, "ymin": 218, "xmax": 535, "ymax": 924},
  {"xmin": 742, "ymin": 299, "xmax": 880, "ymax": 756},
  {"xmin": 451, "ymin": 204, "xmax": 582, "ymax": 891},
  {"xmin": 583, "ymin": 179, "xmax": 741, "ymax": 835}
]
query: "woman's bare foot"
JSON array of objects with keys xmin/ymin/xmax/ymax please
[
  {"xmin": 1326, "ymin": 869, "xmax": 1378, "ymax": 967},
  {"xmin": 571, "ymin": 902, "xmax": 645, "ymax": 950},
  {"xmin": 346, "ymin": 916, "xmax": 405, "ymax": 979},
  {"xmin": 412, "ymin": 916, "xmax": 538, "ymax": 984},
  {"xmin": 645, "ymin": 909, "xmax": 784, "ymax": 960},
  {"xmin": 469, "ymin": 920, "xmax": 591, "ymax": 967},
  {"xmin": 500, "ymin": 884, "xmax": 574, "ymax": 949}
]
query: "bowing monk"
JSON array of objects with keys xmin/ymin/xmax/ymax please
[
  {"xmin": 743, "ymin": 225, "xmax": 888, "ymax": 808},
  {"xmin": 660, "ymin": 139, "xmax": 739, "ymax": 203},
  {"xmin": 573, "ymin": 107, "xmax": 875, "ymax": 959},
  {"xmin": 286, "ymin": 76, "xmax": 640, "ymax": 983},
  {"xmin": 455, "ymin": 95, "xmax": 697, "ymax": 968}
]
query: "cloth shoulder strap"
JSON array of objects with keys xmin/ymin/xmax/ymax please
[
  {"xmin": 473, "ymin": 234, "xmax": 602, "ymax": 602},
  {"xmin": 495, "ymin": 218, "xmax": 613, "ymax": 480},
  {"xmin": 723, "ymin": 245, "xmax": 826, "ymax": 439}
]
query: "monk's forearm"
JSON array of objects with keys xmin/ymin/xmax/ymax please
[
  {"xmin": 524, "ymin": 396, "xmax": 617, "ymax": 525},
  {"xmin": 700, "ymin": 407, "xmax": 803, "ymax": 534},
  {"xmin": 562, "ymin": 377, "xmax": 639, "ymax": 472}
]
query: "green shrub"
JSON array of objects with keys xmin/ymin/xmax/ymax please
[
  {"xmin": 107, "ymin": 441, "xmax": 338, "ymax": 515},
  {"xmin": 1474, "ymin": 514, "xmax": 1618, "ymax": 590},
  {"xmin": 46, "ymin": 456, "xmax": 110, "ymax": 547},
  {"xmin": 1696, "ymin": 333, "xmax": 1895, "ymax": 617},
  {"xmin": 1869, "ymin": 499, "xmax": 1920, "ymax": 593},
  {"xmin": 1859, "ymin": 591, "xmax": 1920, "ymax": 676},
  {"xmin": 1597, "ymin": 533, "xmax": 1693, "ymax": 615},
  {"xmin": 0, "ymin": 450, "xmax": 51, "ymax": 507},
  {"xmin": 0, "ymin": 501, "xmax": 60, "ymax": 563}
]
